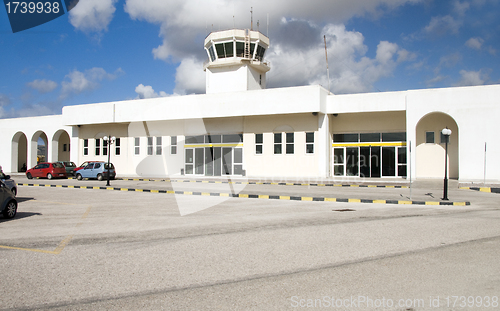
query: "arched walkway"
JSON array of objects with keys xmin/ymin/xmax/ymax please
[
  {"xmin": 52, "ymin": 130, "xmax": 71, "ymax": 162},
  {"xmin": 11, "ymin": 132, "xmax": 27, "ymax": 172},
  {"xmin": 415, "ymin": 112, "xmax": 459, "ymax": 179},
  {"xmin": 31, "ymin": 131, "xmax": 48, "ymax": 166}
]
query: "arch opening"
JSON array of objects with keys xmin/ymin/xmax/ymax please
[
  {"xmin": 12, "ymin": 132, "xmax": 28, "ymax": 173},
  {"xmin": 415, "ymin": 112, "xmax": 459, "ymax": 179}
]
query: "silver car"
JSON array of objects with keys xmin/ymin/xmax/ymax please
[
  {"xmin": 0, "ymin": 180, "xmax": 17, "ymax": 219},
  {"xmin": 0, "ymin": 172, "xmax": 16, "ymax": 196}
]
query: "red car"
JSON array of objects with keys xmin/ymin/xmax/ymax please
[
  {"xmin": 26, "ymin": 162, "xmax": 67, "ymax": 179},
  {"xmin": 73, "ymin": 161, "xmax": 99, "ymax": 175}
]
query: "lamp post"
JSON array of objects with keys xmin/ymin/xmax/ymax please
[
  {"xmin": 103, "ymin": 135, "xmax": 115, "ymax": 186},
  {"xmin": 441, "ymin": 128, "xmax": 452, "ymax": 200}
]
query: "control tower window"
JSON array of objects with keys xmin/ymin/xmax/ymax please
[
  {"xmin": 208, "ymin": 45, "xmax": 216, "ymax": 62},
  {"xmin": 224, "ymin": 42, "xmax": 234, "ymax": 58},
  {"xmin": 236, "ymin": 42, "xmax": 245, "ymax": 57},
  {"xmin": 216, "ymin": 44, "xmax": 225, "ymax": 59},
  {"xmin": 256, "ymin": 45, "xmax": 266, "ymax": 61},
  {"xmin": 214, "ymin": 42, "xmax": 234, "ymax": 59}
]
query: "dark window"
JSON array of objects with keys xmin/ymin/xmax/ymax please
[
  {"xmin": 95, "ymin": 139, "xmax": 100, "ymax": 156},
  {"xmin": 256, "ymin": 145, "xmax": 263, "ymax": 154},
  {"xmin": 224, "ymin": 42, "xmax": 234, "ymax": 57},
  {"xmin": 255, "ymin": 133, "xmax": 263, "ymax": 144},
  {"xmin": 333, "ymin": 134, "xmax": 358, "ymax": 143},
  {"xmin": 236, "ymin": 42, "xmax": 245, "ymax": 57},
  {"xmin": 382, "ymin": 132, "xmax": 406, "ymax": 142},
  {"xmin": 83, "ymin": 139, "xmax": 88, "ymax": 156},
  {"xmin": 115, "ymin": 138, "xmax": 121, "ymax": 156},
  {"xmin": 426, "ymin": 132, "xmax": 434, "ymax": 144},
  {"xmin": 208, "ymin": 45, "xmax": 216, "ymax": 61},
  {"xmin": 255, "ymin": 134, "xmax": 263, "ymax": 155},
  {"xmin": 360, "ymin": 133, "xmax": 380, "ymax": 142},
  {"xmin": 256, "ymin": 45, "xmax": 266, "ymax": 61},
  {"xmin": 215, "ymin": 43, "xmax": 225, "ymax": 58},
  {"xmin": 306, "ymin": 132, "xmax": 314, "ymax": 154},
  {"xmin": 274, "ymin": 133, "xmax": 282, "ymax": 154},
  {"xmin": 103, "ymin": 140, "xmax": 108, "ymax": 156},
  {"xmin": 286, "ymin": 133, "xmax": 294, "ymax": 154}
]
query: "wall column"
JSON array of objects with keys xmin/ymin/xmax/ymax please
[{"xmin": 317, "ymin": 113, "xmax": 330, "ymax": 178}]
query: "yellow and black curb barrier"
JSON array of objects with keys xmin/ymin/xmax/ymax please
[
  {"xmin": 20, "ymin": 183, "xmax": 469, "ymax": 206},
  {"xmin": 118, "ymin": 178, "xmax": 409, "ymax": 189},
  {"xmin": 460, "ymin": 186, "xmax": 500, "ymax": 194}
]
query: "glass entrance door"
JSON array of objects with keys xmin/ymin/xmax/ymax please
[
  {"xmin": 360, "ymin": 147, "xmax": 381, "ymax": 178},
  {"xmin": 185, "ymin": 147, "xmax": 242, "ymax": 176}
]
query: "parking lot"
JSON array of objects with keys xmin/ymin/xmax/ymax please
[{"xmin": 1, "ymin": 176, "xmax": 500, "ymax": 310}]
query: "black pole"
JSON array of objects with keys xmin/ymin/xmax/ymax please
[
  {"xmin": 106, "ymin": 138, "xmax": 111, "ymax": 186},
  {"xmin": 442, "ymin": 136, "xmax": 449, "ymax": 200}
]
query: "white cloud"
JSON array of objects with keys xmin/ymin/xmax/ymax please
[
  {"xmin": 424, "ymin": 15, "xmax": 462, "ymax": 36},
  {"xmin": 60, "ymin": 67, "xmax": 120, "ymax": 99},
  {"xmin": 465, "ymin": 37, "xmax": 484, "ymax": 50},
  {"xmin": 267, "ymin": 24, "xmax": 413, "ymax": 93},
  {"xmin": 135, "ymin": 84, "xmax": 168, "ymax": 99},
  {"xmin": 27, "ymin": 79, "xmax": 58, "ymax": 93},
  {"xmin": 455, "ymin": 69, "xmax": 488, "ymax": 86},
  {"xmin": 69, "ymin": 0, "xmax": 117, "ymax": 33},
  {"xmin": 453, "ymin": 0, "xmax": 470, "ymax": 16},
  {"xmin": 174, "ymin": 58, "xmax": 206, "ymax": 95}
]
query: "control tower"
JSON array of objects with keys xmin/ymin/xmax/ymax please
[{"xmin": 204, "ymin": 29, "xmax": 270, "ymax": 94}]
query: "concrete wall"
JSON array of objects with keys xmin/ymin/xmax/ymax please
[
  {"xmin": 243, "ymin": 113, "xmax": 320, "ymax": 178},
  {"xmin": 407, "ymin": 85, "xmax": 500, "ymax": 182}
]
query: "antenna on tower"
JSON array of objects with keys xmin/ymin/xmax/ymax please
[
  {"xmin": 324, "ymin": 35, "xmax": 331, "ymax": 94},
  {"xmin": 250, "ymin": 7, "xmax": 253, "ymax": 30},
  {"xmin": 267, "ymin": 13, "xmax": 269, "ymax": 37},
  {"xmin": 257, "ymin": 20, "xmax": 260, "ymax": 31}
]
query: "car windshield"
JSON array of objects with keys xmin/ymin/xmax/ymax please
[
  {"xmin": 53, "ymin": 162, "xmax": 65, "ymax": 168},
  {"xmin": 65, "ymin": 162, "xmax": 76, "ymax": 167},
  {"xmin": 104, "ymin": 163, "xmax": 114, "ymax": 169}
]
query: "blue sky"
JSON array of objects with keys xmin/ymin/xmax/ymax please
[{"xmin": 0, "ymin": 0, "xmax": 499, "ymax": 119}]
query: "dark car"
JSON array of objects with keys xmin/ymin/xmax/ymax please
[
  {"xmin": 26, "ymin": 162, "xmax": 67, "ymax": 179},
  {"xmin": 0, "ymin": 172, "xmax": 17, "ymax": 196},
  {"xmin": 57, "ymin": 161, "xmax": 77, "ymax": 176},
  {"xmin": 0, "ymin": 180, "xmax": 17, "ymax": 219}
]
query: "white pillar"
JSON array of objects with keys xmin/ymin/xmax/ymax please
[
  {"xmin": 317, "ymin": 113, "xmax": 330, "ymax": 178},
  {"xmin": 70, "ymin": 126, "xmax": 80, "ymax": 165}
]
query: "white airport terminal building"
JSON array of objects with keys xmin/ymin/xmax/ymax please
[{"xmin": 1, "ymin": 29, "xmax": 499, "ymax": 182}]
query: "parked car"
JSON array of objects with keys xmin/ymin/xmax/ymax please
[
  {"xmin": 0, "ymin": 172, "xmax": 17, "ymax": 196},
  {"xmin": 57, "ymin": 161, "xmax": 76, "ymax": 176},
  {"xmin": 26, "ymin": 162, "xmax": 67, "ymax": 179},
  {"xmin": 0, "ymin": 180, "xmax": 17, "ymax": 219},
  {"xmin": 73, "ymin": 161, "xmax": 99, "ymax": 175},
  {"xmin": 76, "ymin": 161, "xmax": 116, "ymax": 181}
]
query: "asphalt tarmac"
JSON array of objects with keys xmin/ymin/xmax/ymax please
[{"xmin": 1, "ymin": 175, "xmax": 499, "ymax": 310}]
